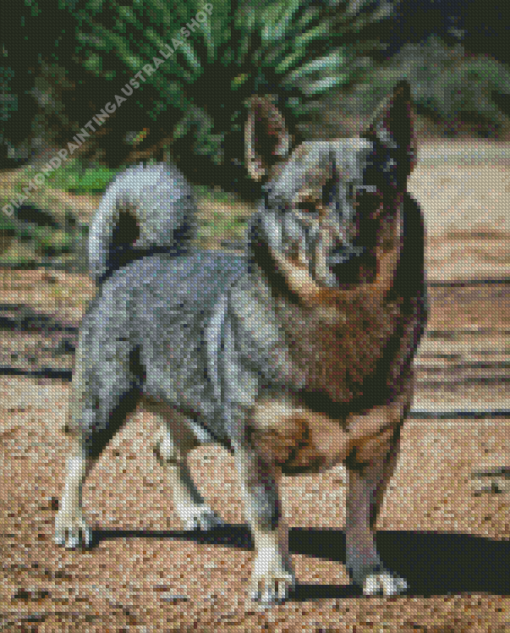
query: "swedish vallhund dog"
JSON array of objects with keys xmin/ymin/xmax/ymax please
[{"xmin": 55, "ymin": 80, "xmax": 426, "ymax": 605}]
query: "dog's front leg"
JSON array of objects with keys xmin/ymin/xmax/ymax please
[
  {"xmin": 233, "ymin": 443, "xmax": 295, "ymax": 605},
  {"xmin": 54, "ymin": 445, "xmax": 95, "ymax": 549},
  {"xmin": 345, "ymin": 420, "xmax": 408, "ymax": 596}
]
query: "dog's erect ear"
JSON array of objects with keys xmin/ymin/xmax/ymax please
[
  {"xmin": 362, "ymin": 80, "xmax": 417, "ymax": 178},
  {"xmin": 245, "ymin": 96, "xmax": 292, "ymax": 181}
]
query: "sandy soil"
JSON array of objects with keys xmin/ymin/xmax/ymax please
[{"xmin": 0, "ymin": 142, "xmax": 509, "ymax": 631}]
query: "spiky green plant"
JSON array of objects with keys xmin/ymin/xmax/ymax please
[
  {"xmin": 68, "ymin": 0, "xmax": 390, "ymax": 190},
  {"xmin": 5, "ymin": 0, "xmax": 391, "ymax": 191}
]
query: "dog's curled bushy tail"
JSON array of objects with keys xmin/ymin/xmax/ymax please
[{"xmin": 88, "ymin": 162, "xmax": 197, "ymax": 283}]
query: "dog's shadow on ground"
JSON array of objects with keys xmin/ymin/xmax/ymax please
[{"xmin": 92, "ymin": 525, "xmax": 510, "ymax": 600}]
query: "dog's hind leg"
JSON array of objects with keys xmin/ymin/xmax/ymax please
[
  {"xmin": 149, "ymin": 403, "xmax": 223, "ymax": 531},
  {"xmin": 55, "ymin": 336, "xmax": 141, "ymax": 549}
]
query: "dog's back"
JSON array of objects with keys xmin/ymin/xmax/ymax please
[
  {"xmin": 77, "ymin": 249, "xmax": 246, "ymax": 445},
  {"xmin": 67, "ymin": 160, "xmax": 245, "ymax": 453}
]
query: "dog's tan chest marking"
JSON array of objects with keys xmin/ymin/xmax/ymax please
[
  {"xmin": 250, "ymin": 398, "xmax": 347, "ymax": 473},
  {"xmin": 250, "ymin": 394, "xmax": 408, "ymax": 474}
]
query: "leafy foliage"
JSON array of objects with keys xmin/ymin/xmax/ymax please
[
  {"xmin": 71, "ymin": 0, "xmax": 385, "ymax": 169},
  {"xmin": 45, "ymin": 159, "xmax": 116, "ymax": 194},
  {"xmin": 380, "ymin": 35, "xmax": 510, "ymax": 136},
  {"xmin": 3, "ymin": 0, "xmax": 389, "ymax": 189}
]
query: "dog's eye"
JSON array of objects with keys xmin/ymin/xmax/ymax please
[{"xmin": 295, "ymin": 201, "xmax": 318, "ymax": 214}]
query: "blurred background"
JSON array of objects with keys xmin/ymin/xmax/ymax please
[{"xmin": 1, "ymin": 0, "xmax": 509, "ymax": 268}]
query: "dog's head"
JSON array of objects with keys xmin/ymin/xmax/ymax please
[{"xmin": 245, "ymin": 81, "xmax": 416, "ymax": 302}]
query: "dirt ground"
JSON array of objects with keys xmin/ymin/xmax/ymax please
[{"xmin": 0, "ymin": 142, "xmax": 509, "ymax": 631}]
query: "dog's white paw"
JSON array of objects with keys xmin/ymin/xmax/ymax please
[
  {"xmin": 361, "ymin": 568, "xmax": 408, "ymax": 596},
  {"xmin": 250, "ymin": 550, "xmax": 296, "ymax": 605},
  {"xmin": 54, "ymin": 510, "xmax": 92, "ymax": 549},
  {"xmin": 178, "ymin": 504, "xmax": 224, "ymax": 531}
]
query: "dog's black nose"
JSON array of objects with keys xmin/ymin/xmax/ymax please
[{"xmin": 327, "ymin": 245, "xmax": 367, "ymax": 285}]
